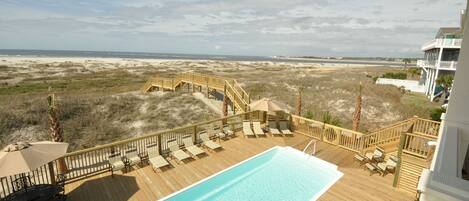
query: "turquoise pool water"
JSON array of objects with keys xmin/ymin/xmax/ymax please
[{"xmin": 162, "ymin": 146, "xmax": 343, "ymax": 201}]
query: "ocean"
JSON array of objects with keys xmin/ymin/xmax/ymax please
[{"xmin": 0, "ymin": 49, "xmax": 406, "ymax": 66}]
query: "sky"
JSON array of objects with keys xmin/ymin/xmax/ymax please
[{"xmin": 0, "ymin": 0, "xmax": 466, "ymax": 57}]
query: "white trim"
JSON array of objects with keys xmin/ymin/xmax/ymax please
[{"xmin": 160, "ymin": 146, "xmax": 343, "ymax": 201}]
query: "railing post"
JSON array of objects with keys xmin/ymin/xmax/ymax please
[
  {"xmin": 157, "ymin": 134, "xmax": 162, "ymax": 155},
  {"xmin": 393, "ymin": 133, "xmax": 407, "ymax": 187},
  {"xmin": 48, "ymin": 162, "xmax": 56, "ymax": 185},
  {"xmin": 193, "ymin": 125, "xmax": 197, "ymax": 142}
]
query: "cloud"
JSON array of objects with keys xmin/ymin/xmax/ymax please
[{"xmin": 0, "ymin": 0, "xmax": 466, "ymax": 57}]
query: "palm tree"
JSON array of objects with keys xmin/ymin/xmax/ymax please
[
  {"xmin": 352, "ymin": 83, "xmax": 363, "ymax": 131},
  {"xmin": 47, "ymin": 93, "xmax": 67, "ymax": 174},
  {"xmin": 436, "ymin": 75, "xmax": 454, "ymax": 104},
  {"xmin": 403, "ymin": 58, "xmax": 411, "ymax": 68},
  {"xmin": 296, "ymin": 87, "xmax": 303, "ymax": 116}
]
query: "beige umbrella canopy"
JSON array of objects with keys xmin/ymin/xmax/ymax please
[
  {"xmin": 0, "ymin": 141, "xmax": 68, "ymax": 178},
  {"xmin": 249, "ymin": 98, "xmax": 284, "ymax": 114}
]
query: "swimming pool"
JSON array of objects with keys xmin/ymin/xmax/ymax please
[{"xmin": 161, "ymin": 146, "xmax": 343, "ymax": 201}]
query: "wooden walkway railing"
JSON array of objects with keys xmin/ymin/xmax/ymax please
[{"xmin": 142, "ymin": 72, "xmax": 250, "ymax": 113}]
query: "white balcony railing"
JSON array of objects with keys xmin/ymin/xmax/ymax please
[
  {"xmin": 438, "ymin": 61, "xmax": 458, "ymax": 69},
  {"xmin": 417, "ymin": 60, "xmax": 430, "ymax": 67},
  {"xmin": 421, "ymin": 38, "xmax": 463, "ymax": 51}
]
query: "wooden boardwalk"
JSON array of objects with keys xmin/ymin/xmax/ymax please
[{"xmin": 65, "ymin": 134, "xmax": 413, "ymax": 201}]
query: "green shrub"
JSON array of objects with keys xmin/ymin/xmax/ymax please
[
  {"xmin": 430, "ymin": 107, "xmax": 446, "ymax": 121},
  {"xmin": 381, "ymin": 72, "xmax": 407, "ymax": 80},
  {"xmin": 303, "ymin": 110, "xmax": 315, "ymax": 119},
  {"xmin": 322, "ymin": 111, "xmax": 341, "ymax": 126}
]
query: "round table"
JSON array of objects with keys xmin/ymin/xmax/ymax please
[{"xmin": 3, "ymin": 184, "xmax": 62, "ymax": 201}]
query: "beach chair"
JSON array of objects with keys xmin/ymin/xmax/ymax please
[
  {"xmin": 252, "ymin": 121, "xmax": 266, "ymax": 136},
  {"xmin": 377, "ymin": 156, "xmax": 398, "ymax": 176},
  {"xmin": 146, "ymin": 144, "xmax": 170, "ymax": 171},
  {"xmin": 200, "ymin": 133, "xmax": 222, "ymax": 150},
  {"xmin": 167, "ymin": 138, "xmax": 191, "ymax": 162},
  {"xmin": 279, "ymin": 121, "xmax": 293, "ymax": 135},
  {"xmin": 353, "ymin": 153, "xmax": 368, "ymax": 166},
  {"xmin": 269, "ymin": 121, "xmax": 282, "ymax": 136},
  {"xmin": 364, "ymin": 162, "xmax": 380, "ymax": 176},
  {"xmin": 182, "ymin": 136, "xmax": 206, "ymax": 156},
  {"xmin": 124, "ymin": 147, "xmax": 142, "ymax": 167},
  {"xmin": 108, "ymin": 153, "xmax": 126, "ymax": 176},
  {"xmin": 365, "ymin": 146, "xmax": 385, "ymax": 162},
  {"xmin": 243, "ymin": 121, "xmax": 255, "ymax": 137}
]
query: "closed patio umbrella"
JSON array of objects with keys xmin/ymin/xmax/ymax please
[{"xmin": 0, "ymin": 141, "xmax": 68, "ymax": 178}]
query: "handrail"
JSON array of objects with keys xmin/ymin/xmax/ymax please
[
  {"xmin": 143, "ymin": 72, "xmax": 250, "ymax": 113},
  {"xmin": 303, "ymin": 139, "xmax": 317, "ymax": 155}
]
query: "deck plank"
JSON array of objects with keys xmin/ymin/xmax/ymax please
[{"xmin": 65, "ymin": 133, "xmax": 413, "ymax": 201}]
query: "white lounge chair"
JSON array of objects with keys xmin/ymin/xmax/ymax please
[
  {"xmin": 146, "ymin": 144, "xmax": 170, "ymax": 171},
  {"xmin": 365, "ymin": 147, "xmax": 384, "ymax": 162},
  {"xmin": 252, "ymin": 121, "xmax": 266, "ymax": 136},
  {"xmin": 124, "ymin": 147, "xmax": 141, "ymax": 167},
  {"xmin": 377, "ymin": 156, "xmax": 398, "ymax": 176},
  {"xmin": 200, "ymin": 133, "xmax": 222, "ymax": 150},
  {"xmin": 268, "ymin": 121, "xmax": 282, "ymax": 136},
  {"xmin": 279, "ymin": 121, "xmax": 293, "ymax": 135},
  {"xmin": 167, "ymin": 139, "xmax": 191, "ymax": 162},
  {"xmin": 182, "ymin": 136, "xmax": 205, "ymax": 156},
  {"xmin": 108, "ymin": 153, "xmax": 125, "ymax": 176},
  {"xmin": 243, "ymin": 121, "xmax": 255, "ymax": 137}
]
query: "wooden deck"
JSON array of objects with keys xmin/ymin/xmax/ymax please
[{"xmin": 64, "ymin": 133, "xmax": 413, "ymax": 201}]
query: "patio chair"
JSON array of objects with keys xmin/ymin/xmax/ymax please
[
  {"xmin": 364, "ymin": 162, "xmax": 380, "ymax": 176},
  {"xmin": 243, "ymin": 121, "xmax": 255, "ymax": 137},
  {"xmin": 268, "ymin": 121, "xmax": 282, "ymax": 136},
  {"xmin": 56, "ymin": 174, "xmax": 66, "ymax": 197},
  {"xmin": 365, "ymin": 146, "xmax": 385, "ymax": 162},
  {"xmin": 182, "ymin": 136, "xmax": 206, "ymax": 156},
  {"xmin": 223, "ymin": 125, "xmax": 235, "ymax": 137},
  {"xmin": 146, "ymin": 144, "xmax": 170, "ymax": 171},
  {"xmin": 108, "ymin": 153, "xmax": 125, "ymax": 176},
  {"xmin": 279, "ymin": 121, "xmax": 293, "ymax": 135},
  {"xmin": 200, "ymin": 133, "xmax": 222, "ymax": 150},
  {"xmin": 124, "ymin": 147, "xmax": 142, "ymax": 167},
  {"xmin": 252, "ymin": 121, "xmax": 266, "ymax": 136},
  {"xmin": 353, "ymin": 153, "xmax": 368, "ymax": 166},
  {"xmin": 11, "ymin": 175, "xmax": 34, "ymax": 192},
  {"xmin": 167, "ymin": 138, "xmax": 191, "ymax": 163},
  {"xmin": 377, "ymin": 156, "xmax": 399, "ymax": 176}
]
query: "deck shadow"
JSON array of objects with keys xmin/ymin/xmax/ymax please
[{"xmin": 67, "ymin": 174, "xmax": 138, "ymax": 201}]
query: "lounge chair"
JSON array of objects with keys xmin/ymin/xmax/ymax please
[
  {"xmin": 124, "ymin": 147, "xmax": 141, "ymax": 167},
  {"xmin": 269, "ymin": 121, "xmax": 282, "ymax": 136},
  {"xmin": 146, "ymin": 144, "xmax": 170, "ymax": 171},
  {"xmin": 167, "ymin": 139, "xmax": 191, "ymax": 162},
  {"xmin": 182, "ymin": 136, "xmax": 206, "ymax": 156},
  {"xmin": 353, "ymin": 153, "xmax": 369, "ymax": 166},
  {"xmin": 377, "ymin": 156, "xmax": 398, "ymax": 176},
  {"xmin": 108, "ymin": 153, "xmax": 126, "ymax": 176},
  {"xmin": 252, "ymin": 121, "xmax": 266, "ymax": 136},
  {"xmin": 365, "ymin": 147, "xmax": 384, "ymax": 162},
  {"xmin": 243, "ymin": 121, "xmax": 255, "ymax": 137},
  {"xmin": 200, "ymin": 133, "xmax": 222, "ymax": 150},
  {"xmin": 279, "ymin": 121, "xmax": 293, "ymax": 135},
  {"xmin": 364, "ymin": 162, "xmax": 380, "ymax": 175}
]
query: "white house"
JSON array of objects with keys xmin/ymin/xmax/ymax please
[{"xmin": 417, "ymin": 10, "xmax": 465, "ymax": 101}]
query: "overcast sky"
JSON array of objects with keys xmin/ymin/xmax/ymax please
[{"xmin": 0, "ymin": 0, "xmax": 466, "ymax": 57}]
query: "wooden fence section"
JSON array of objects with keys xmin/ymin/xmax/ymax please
[
  {"xmin": 0, "ymin": 111, "xmax": 264, "ymax": 198},
  {"xmin": 142, "ymin": 72, "xmax": 250, "ymax": 113},
  {"xmin": 291, "ymin": 115, "xmax": 364, "ymax": 152},
  {"xmin": 413, "ymin": 118, "xmax": 440, "ymax": 137},
  {"xmin": 361, "ymin": 119, "xmax": 415, "ymax": 151}
]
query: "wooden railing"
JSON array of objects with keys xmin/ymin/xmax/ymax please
[
  {"xmin": 0, "ymin": 110, "xmax": 264, "ymax": 198},
  {"xmin": 143, "ymin": 72, "xmax": 250, "ymax": 112},
  {"xmin": 361, "ymin": 118, "xmax": 415, "ymax": 150},
  {"xmin": 413, "ymin": 118, "xmax": 440, "ymax": 137},
  {"xmin": 291, "ymin": 115, "xmax": 364, "ymax": 152},
  {"xmin": 401, "ymin": 132, "xmax": 437, "ymax": 159}
]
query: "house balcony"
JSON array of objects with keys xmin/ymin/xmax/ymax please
[
  {"xmin": 421, "ymin": 38, "xmax": 462, "ymax": 51},
  {"xmin": 417, "ymin": 60, "xmax": 458, "ymax": 70}
]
